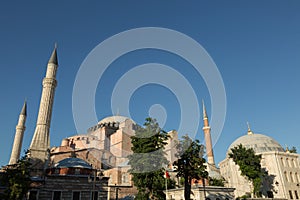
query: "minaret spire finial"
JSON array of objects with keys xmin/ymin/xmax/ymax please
[
  {"xmin": 202, "ymin": 99, "xmax": 207, "ymax": 119},
  {"xmin": 247, "ymin": 122, "xmax": 253, "ymax": 135}
]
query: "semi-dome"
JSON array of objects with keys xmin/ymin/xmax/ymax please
[
  {"xmin": 227, "ymin": 131, "xmax": 284, "ymax": 155},
  {"xmin": 98, "ymin": 115, "xmax": 135, "ymax": 124},
  {"xmin": 54, "ymin": 157, "xmax": 92, "ymax": 169}
]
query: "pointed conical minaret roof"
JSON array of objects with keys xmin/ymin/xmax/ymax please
[
  {"xmin": 202, "ymin": 99, "xmax": 207, "ymax": 119},
  {"xmin": 48, "ymin": 44, "xmax": 58, "ymax": 65},
  {"xmin": 21, "ymin": 100, "xmax": 27, "ymax": 116}
]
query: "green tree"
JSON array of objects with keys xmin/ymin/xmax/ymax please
[
  {"xmin": 173, "ymin": 135, "xmax": 208, "ymax": 200},
  {"xmin": 228, "ymin": 144, "xmax": 266, "ymax": 197},
  {"xmin": 128, "ymin": 118, "xmax": 174, "ymax": 200},
  {"xmin": 288, "ymin": 146, "xmax": 297, "ymax": 153},
  {"xmin": 209, "ymin": 177, "xmax": 225, "ymax": 187},
  {"xmin": 0, "ymin": 153, "xmax": 31, "ymax": 200}
]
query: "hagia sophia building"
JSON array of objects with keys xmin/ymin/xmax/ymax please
[{"xmin": 3, "ymin": 46, "xmax": 300, "ymax": 200}]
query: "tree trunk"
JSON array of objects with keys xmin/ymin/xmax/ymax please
[{"xmin": 184, "ymin": 176, "xmax": 191, "ymax": 200}]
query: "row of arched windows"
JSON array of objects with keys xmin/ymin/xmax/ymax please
[
  {"xmin": 280, "ymin": 157, "xmax": 298, "ymax": 168},
  {"xmin": 284, "ymin": 171, "xmax": 299, "ymax": 183}
]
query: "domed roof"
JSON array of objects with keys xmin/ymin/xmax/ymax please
[
  {"xmin": 98, "ymin": 115, "xmax": 135, "ymax": 124},
  {"xmin": 54, "ymin": 157, "xmax": 92, "ymax": 169},
  {"xmin": 227, "ymin": 131, "xmax": 284, "ymax": 155}
]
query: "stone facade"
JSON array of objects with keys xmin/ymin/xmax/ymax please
[
  {"xmin": 165, "ymin": 186, "xmax": 235, "ymax": 200},
  {"xmin": 28, "ymin": 158, "xmax": 109, "ymax": 200},
  {"xmin": 219, "ymin": 130, "xmax": 300, "ymax": 200}
]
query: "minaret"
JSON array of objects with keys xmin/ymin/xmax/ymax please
[
  {"xmin": 28, "ymin": 46, "xmax": 58, "ymax": 163},
  {"xmin": 202, "ymin": 100, "xmax": 215, "ymax": 166},
  {"xmin": 9, "ymin": 101, "xmax": 27, "ymax": 165}
]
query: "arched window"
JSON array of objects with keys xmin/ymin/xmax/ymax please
[
  {"xmin": 284, "ymin": 171, "xmax": 289, "ymax": 182},
  {"xmin": 75, "ymin": 168, "xmax": 80, "ymax": 175},
  {"xmin": 122, "ymin": 173, "xmax": 129, "ymax": 183},
  {"xmin": 295, "ymin": 173, "xmax": 299, "ymax": 183},
  {"xmin": 281, "ymin": 157, "xmax": 285, "ymax": 166},
  {"xmin": 54, "ymin": 168, "xmax": 59, "ymax": 174},
  {"xmin": 293, "ymin": 159, "xmax": 298, "ymax": 167},
  {"xmin": 290, "ymin": 172, "xmax": 294, "ymax": 182},
  {"xmin": 291, "ymin": 159, "xmax": 294, "ymax": 167},
  {"xmin": 286, "ymin": 158, "xmax": 290, "ymax": 167}
]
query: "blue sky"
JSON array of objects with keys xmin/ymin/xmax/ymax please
[{"xmin": 0, "ymin": 1, "xmax": 300, "ymax": 167}]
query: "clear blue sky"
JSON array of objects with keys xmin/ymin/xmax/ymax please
[{"xmin": 1, "ymin": 1, "xmax": 300, "ymax": 167}]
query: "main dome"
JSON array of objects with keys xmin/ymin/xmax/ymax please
[
  {"xmin": 227, "ymin": 132, "xmax": 284, "ymax": 155},
  {"xmin": 98, "ymin": 115, "xmax": 135, "ymax": 124}
]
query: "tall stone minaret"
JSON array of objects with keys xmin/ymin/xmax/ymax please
[
  {"xmin": 202, "ymin": 100, "xmax": 215, "ymax": 166},
  {"xmin": 28, "ymin": 46, "xmax": 58, "ymax": 162},
  {"xmin": 9, "ymin": 101, "xmax": 27, "ymax": 165}
]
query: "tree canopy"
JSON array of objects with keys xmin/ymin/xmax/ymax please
[
  {"xmin": 228, "ymin": 144, "xmax": 266, "ymax": 197},
  {"xmin": 0, "ymin": 153, "xmax": 31, "ymax": 200},
  {"xmin": 209, "ymin": 177, "xmax": 225, "ymax": 187},
  {"xmin": 128, "ymin": 118, "xmax": 174, "ymax": 200},
  {"xmin": 173, "ymin": 135, "xmax": 208, "ymax": 200},
  {"xmin": 287, "ymin": 146, "xmax": 297, "ymax": 153}
]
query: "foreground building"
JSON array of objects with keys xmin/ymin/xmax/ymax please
[
  {"xmin": 165, "ymin": 186, "xmax": 235, "ymax": 200},
  {"xmin": 219, "ymin": 127, "xmax": 300, "ymax": 199},
  {"xmin": 29, "ymin": 157, "xmax": 109, "ymax": 200}
]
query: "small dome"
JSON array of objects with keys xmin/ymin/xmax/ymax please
[
  {"xmin": 227, "ymin": 133, "xmax": 284, "ymax": 155},
  {"xmin": 54, "ymin": 158, "xmax": 92, "ymax": 169},
  {"xmin": 98, "ymin": 115, "xmax": 135, "ymax": 124}
]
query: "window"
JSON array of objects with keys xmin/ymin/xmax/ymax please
[
  {"xmin": 289, "ymin": 190, "xmax": 294, "ymax": 199},
  {"xmin": 73, "ymin": 191, "xmax": 80, "ymax": 200},
  {"xmin": 267, "ymin": 191, "xmax": 274, "ymax": 198},
  {"xmin": 281, "ymin": 157, "xmax": 285, "ymax": 166},
  {"xmin": 92, "ymin": 191, "xmax": 98, "ymax": 200},
  {"xmin": 295, "ymin": 191, "xmax": 299, "ymax": 200},
  {"xmin": 75, "ymin": 168, "xmax": 80, "ymax": 175},
  {"xmin": 284, "ymin": 171, "xmax": 289, "ymax": 182},
  {"xmin": 29, "ymin": 191, "xmax": 38, "ymax": 200},
  {"xmin": 53, "ymin": 191, "xmax": 62, "ymax": 200},
  {"xmin": 296, "ymin": 173, "xmax": 299, "ymax": 182},
  {"xmin": 122, "ymin": 173, "xmax": 129, "ymax": 183},
  {"xmin": 291, "ymin": 172, "xmax": 294, "ymax": 182}
]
